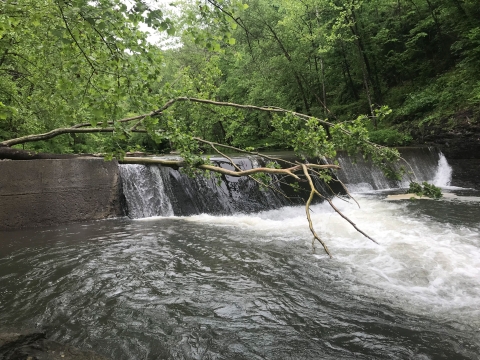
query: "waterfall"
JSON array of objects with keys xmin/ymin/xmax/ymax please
[
  {"xmin": 118, "ymin": 164, "xmax": 173, "ymax": 218},
  {"xmin": 119, "ymin": 156, "xmax": 298, "ymax": 218},
  {"xmin": 119, "ymin": 148, "xmax": 453, "ymax": 218},
  {"xmin": 433, "ymin": 153, "xmax": 453, "ymax": 187},
  {"xmin": 335, "ymin": 147, "xmax": 452, "ymax": 191}
]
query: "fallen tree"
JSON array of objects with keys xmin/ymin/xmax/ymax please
[{"xmin": 0, "ymin": 97, "xmax": 407, "ymax": 257}]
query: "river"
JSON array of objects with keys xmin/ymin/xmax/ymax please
[{"xmin": 0, "ymin": 152, "xmax": 479, "ymax": 359}]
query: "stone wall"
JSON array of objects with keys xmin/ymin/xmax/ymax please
[
  {"xmin": 411, "ymin": 112, "xmax": 480, "ymax": 159},
  {"xmin": 0, "ymin": 158, "xmax": 124, "ymax": 231},
  {"xmin": 448, "ymin": 158, "xmax": 480, "ymax": 189}
]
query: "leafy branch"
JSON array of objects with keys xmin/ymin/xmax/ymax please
[{"xmin": 0, "ymin": 97, "xmax": 399, "ymax": 256}]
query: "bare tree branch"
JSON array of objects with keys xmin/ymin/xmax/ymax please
[
  {"xmin": 301, "ymin": 164, "xmax": 332, "ymax": 257},
  {"xmin": 1, "ymin": 127, "xmax": 145, "ymax": 147},
  {"xmin": 0, "ymin": 97, "xmax": 393, "ymax": 256},
  {"xmin": 120, "ymin": 157, "xmax": 339, "ymax": 180}
]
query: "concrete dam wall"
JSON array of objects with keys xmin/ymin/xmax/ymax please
[
  {"xmin": 0, "ymin": 158, "xmax": 124, "ymax": 231},
  {"xmin": 0, "ymin": 149, "xmax": 474, "ymax": 231}
]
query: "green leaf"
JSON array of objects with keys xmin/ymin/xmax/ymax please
[
  {"xmin": 84, "ymin": 17, "xmax": 96, "ymax": 26},
  {"xmin": 159, "ymin": 21, "xmax": 169, "ymax": 31},
  {"xmin": 0, "ymin": 107, "xmax": 8, "ymax": 120}
]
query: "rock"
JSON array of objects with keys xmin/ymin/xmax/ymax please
[
  {"xmin": 409, "ymin": 111, "xmax": 480, "ymax": 159},
  {"xmin": 385, "ymin": 193, "xmax": 457, "ymax": 200},
  {"xmin": 448, "ymin": 158, "xmax": 480, "ymax": 189}
]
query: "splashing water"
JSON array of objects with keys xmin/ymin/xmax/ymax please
[{"xmin": 433, "ymin": 152, "xmax": 453, "ymax": 187}]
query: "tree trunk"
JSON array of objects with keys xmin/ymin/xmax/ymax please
[
  {"xmin": 339, "ymin": 41, "xmax": 359, "ymax": 101},
  {"xmin": 265, "ymin": 23, "xmax": 311, "ymax": 114}
]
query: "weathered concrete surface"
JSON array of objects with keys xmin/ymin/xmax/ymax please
[{"xmin": 0, "ymin": 158, "xmax": 124, "ymax": 231}]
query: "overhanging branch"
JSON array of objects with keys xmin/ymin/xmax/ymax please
[
  {"xmin": 119, "ymin": 156, "xmax": 339, "ymax": 180},
  {"xmin": 0, "ymin": 97, "xmax": 396, "ymax": 155},
  {"xmin": 0, "ymin": 97, "xmax": 388, "ymax": 257},
  {"xmin": 1, "ymin": 127, "xmax": 146, "ymax": 147}
]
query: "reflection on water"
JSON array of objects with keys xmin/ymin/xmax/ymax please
[{"xmin": 0, "ymin": 190, "xmax": 479, "ymax": 359}]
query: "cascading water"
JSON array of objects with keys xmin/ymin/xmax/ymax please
[
  {"xmin": 119, "ymin": 156, "xmax": 302, "ymax": 218},
  {"xmin": 119, "ymin": 164, "xmax": 174, "ymax": 218},
  {"xmin": 119, "ymin": 147, "xmax": 454, "ymax": 219},
  {"xmin": 433, "ymin": 152, "xmax": 453, "ymax": 187},
  {"xmin": 334, "ymin": 147, "xmax": 447, "ymax": 192}
]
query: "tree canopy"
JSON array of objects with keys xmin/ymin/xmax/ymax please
[{"xmin": 1, "ymin": 0, "xmax": 479, "ymax": 154}]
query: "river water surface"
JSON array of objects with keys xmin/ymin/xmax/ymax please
[{"xmin": 1, "ymin": 186, "xmax": 479, "ymax": 359}]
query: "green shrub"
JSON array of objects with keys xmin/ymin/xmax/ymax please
[{"xmin": 407, "ymin": 181, "xmax": 443, "ymax": 199}]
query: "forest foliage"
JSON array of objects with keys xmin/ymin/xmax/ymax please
[{"xmin": 1, "ymin": 0, "xmax": 479, "ymax": 155}]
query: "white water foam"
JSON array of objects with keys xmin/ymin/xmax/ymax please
[
  {"xmin": 433, "ymin": 152, "xmax": 453, "ymax": 187},
  {"xmin": 184, "ymin": 195, "xmax": 480, "ymax": 328}
]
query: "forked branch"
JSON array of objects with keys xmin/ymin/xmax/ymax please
[
  {"xmin": 301, "ymin": 164, "xmax": 332, "ymax": 258},
  {"xmin": 0, "ymin": 97, "xmax": 386, "ymax": 257},
  {"xmin": 120, "ymin": 156, "xmax": 374, "ymax": 257},
  {"xmin": 120, "ymin": 156, "xmax": 339, "ymax": 180}
]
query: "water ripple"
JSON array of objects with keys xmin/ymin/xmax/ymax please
[{"xmin": 0, "ymin": 211, "xmax": 479, "ymax": 359}]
